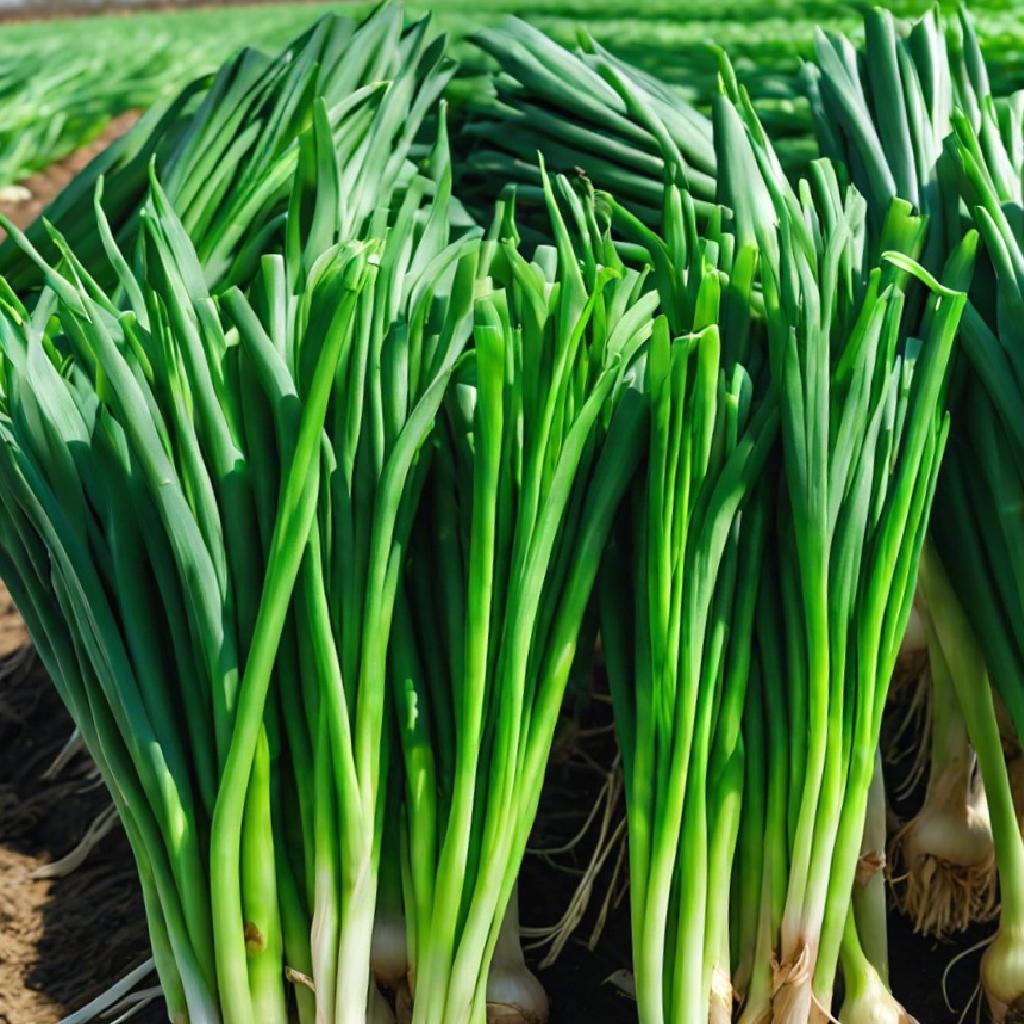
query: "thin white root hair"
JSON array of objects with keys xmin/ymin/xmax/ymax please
[
  {"xmin": 57, "ymin": 959, "xmax": 155, "ymax": 1024},
  {"xmin": 941, "ymin": 935, "xmax": 991, "ymax": 1016},
  {"xmin": 33, "ymin": 803, "xmax": 119, "ymax": 879},
  {"xmin": 526, "ymin": 768, "xmax": 613, "ymax": 857},
  {"xmin": 41, "ymin": 727, "xmax": 85, "ymax": 781},
  {"xmin": 588, "ymin": 834, "xmax": 627, "ymax": 951},
  {"xmin": 888, "ymin": 654, "xmax": 932, "ymax": 801},
  {"xmin": 104, "ymin": 988, "xmax": 162, "ymax": 1023},
  {"xmin": 522, "ymin": 763, "xmax": 625, "ymax": 968}
]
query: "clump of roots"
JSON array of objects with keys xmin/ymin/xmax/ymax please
[{"xmin": 889, "ymin": 765, "xmax": 997, "ymax": 938}]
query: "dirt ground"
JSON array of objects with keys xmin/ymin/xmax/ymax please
[{"xmin": 0, "ymin": 596, "xmax": 154, "ymax": 1024}]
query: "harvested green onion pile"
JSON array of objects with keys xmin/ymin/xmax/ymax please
[
  {"xmin": 7, "ymin": 3, "xmax": 1024, "ymax": 1023},
  {"xmin": 456, "ymin": 18, "xmax": 716, "ymax": 231},
  {"xmin": 599, "ymin": 179, "xmax": 776, "ymax": 1024}
]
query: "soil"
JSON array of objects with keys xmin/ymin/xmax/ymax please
[{"xmin": 0, "ymin": 599, "xmax": 155, "ymax": 1024}]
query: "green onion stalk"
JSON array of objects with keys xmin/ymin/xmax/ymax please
[
  {"xmin": 882, "ymin": 597, "xmax": 931, "ymax": 825},
  {"xmin": 851, "ymin": 750, "xmax": 888, "ymax": 979},
  {"xmin": 597, "ymin": 169, "xmax": 778, "ymax": 1024},
  {"xmin": 734, "ymin": 548, "xmax": 788, "ymax": 1024},
  {"xmin": 835, "ymin": 910, "xmax": 900, "ymax": 1024},
  {"xmin": 771, "ymin": 197, "xmax": 967, "ymax": 1023},
  {"xmin": 0, "ymin": 2, "xmax": 455, "ymax": 298},
  {"xmin": 375, "ymin": 777, "xmax": 413, "ymax": 997},
  {"xmin": 714, "ymin": 69, "xmax": 970, "ymax": 1019},
  {"xmin": 489, "ymin": 888, "xmax": 550, "ymax": 1022},
  {"xmin": 392, "ymin": 894, "xmax": 544, "ymax": 1023},
  {"xmin": 456, "ymin": 17, "xmax": 715, "ymax": 232},
  {"xmin": 392, "ymin": 171, "xmax": 653, "ymax": 1024}
]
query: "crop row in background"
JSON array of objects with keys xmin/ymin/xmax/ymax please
[{"xmin": 1, "ymin": 0, "xmax": 1023, "ymax": 188}]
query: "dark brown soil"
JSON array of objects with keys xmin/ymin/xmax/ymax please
[{"xmin": 0, "ymin": 586, "xmax": 155, "ymax": 1024}]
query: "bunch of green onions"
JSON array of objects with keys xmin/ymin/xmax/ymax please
[
  {"xmin": 762, "ymin": 187, "xmax": 966, "ymax": 1024},
  {"xmin": 708, "ymin": 68, "xmax": 970, "ymax": 1023},
  {"xmin": 393, "ymin": 171, "xmax": 653, "ymax": 1023},
  {"xmin": 923, "ymin": 95, "xmax": 1024, "ymax": 1021},
  {"xmin": 599, "ymin": 176, "xmax": 777, "ymax": 1024},
  {"xmin": 0, "ymin": 26, "xmax": 475, "ymax": 1020},
  {"xmin": 0, "ymin": 144, "xmax": 369, "ymax": 1024},
  {"xmin": 803, "ymin": 0, "xmax": 1002, "ymax": 957},
  {"xmin": 804, "ymin": 6, "xmax": 988, "ymax": 267},
  {"xmin": 455, "ymin": 17, "xmax": 715, "ymax": 232},
  {"xmin": 806, "ymin": 7, "xmax": 1024, "ymax": 1016}
]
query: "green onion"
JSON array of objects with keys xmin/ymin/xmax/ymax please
[
  {"xmin": 712, "ymin": 68, "xmax": 969, "ymax": 1020},
  {"xmin": 809, "ymin": 9, "xmax": 1024, "ymax": 1012},
  {"xmin": 393, "ymin": 171, "xmax": 652, "ymax": 1023},
  {"xmin": 835, "ymin": 908, "xmax": 904, "ymax": 1024},
  {"xmin": 889, "ymin": 593, "xmax": 997, "ymax": 938},
  {"xmin": 598, "ymin": 175, "xmax": 776, "ymax": 1024},
  {"xmin": 803, "ymin": 5, "xmax": 986, "ymax": 271},
  {"xmin": 456, "ymin": 17, "xmax": 714, "ymax": 231},
  {"xmin": 3, "ymin": 9, "xmax": 1016, "ymax": 1024},
  {"xmin": 919, "ymin": 544, "xmax": 1024, "ymax": 1023},
  {"xmin": 0, "ymin": 153, "xmax": 370, "ymax": 1024},
  {"xmin": 0, "ymin": 17, "xmax": 472, "ymax": 1020},
  {"xmin": 851, "ymin": 751, "xmax": 889, "ymax": 980},
  {"xmin": 925, "ymin": 89, "xmax": 1024, "ymax": 1020}
]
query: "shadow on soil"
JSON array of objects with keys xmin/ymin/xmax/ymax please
[{"xmin": 0, "ymin": 645, "xmax": 154, "ymax": 1024}]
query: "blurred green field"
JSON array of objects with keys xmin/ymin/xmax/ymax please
[
  {"xmin": 0, "ymin": 6, "xmax": 325, "ymax": 182},
  {"xmin": 1, "ymin": 0, "xmax": 1022, "ymax": 186}
]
